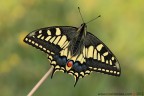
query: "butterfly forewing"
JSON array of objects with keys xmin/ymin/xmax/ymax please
[{"xmin": 24, "ymin": 26, "xmax": 77, "ymax": 54}]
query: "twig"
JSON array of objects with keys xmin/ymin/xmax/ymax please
[{"xmin": 27, "ymin": 66, "xmax": 54, "ymax": 96}]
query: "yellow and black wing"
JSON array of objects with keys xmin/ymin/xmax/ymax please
[
  {"xmin": 64, "ymin": 32, "xmax": 121, "ymax": 86},
  {"xmin": 83, "ymin": 32, "xmax": 121, "ymax": 76},
  {"xmin": 24, "ymin": 26, "xmax": 77, "ymax": 55}
]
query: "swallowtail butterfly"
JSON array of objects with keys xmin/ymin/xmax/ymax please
[{"xmin": 24, "ymin": 10, "xmax": 121, "ymax": 87}]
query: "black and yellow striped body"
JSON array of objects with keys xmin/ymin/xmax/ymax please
[{"xmin": 24, "ymin": 23, "xmax": 121, "ymax": 86}]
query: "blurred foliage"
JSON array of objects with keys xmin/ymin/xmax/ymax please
[{"xmin": 0, "ymin": 0, "xmax": 144, "ymax": 96}]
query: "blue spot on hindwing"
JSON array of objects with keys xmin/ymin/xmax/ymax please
[
  {"xmin": 54, "ymin": 55, "xmax": 67, "ymax": 67},
  {"xmin": 73, "ymin": 62, "xmax": 82, "ymax": 72}
]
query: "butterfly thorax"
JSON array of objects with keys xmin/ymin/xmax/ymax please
[{"xmin": 68, "ymin": 23, "xmax": 87, "ymax": 56}]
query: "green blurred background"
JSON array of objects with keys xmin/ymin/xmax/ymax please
[{"xmin": 0, "ymin": 0, "xmax": 144, "ymax": 96}]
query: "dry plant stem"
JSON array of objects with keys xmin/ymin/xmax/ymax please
[{"xmin": 27, "ymin": 66, "xmax": 54, "ymax": 96}]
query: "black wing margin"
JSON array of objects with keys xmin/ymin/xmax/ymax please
[{"xmin": 84, "ymin": 32, "xmax": 121, "ymax": 76}]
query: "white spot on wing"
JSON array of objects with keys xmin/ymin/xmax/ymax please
[
  {"xmin": 101, "ymin": 56, "xmax": 105, "ymax": 62},
  {"xmin": 98, "ymin": 53, "xmax": 101, "ymax": 61},
  {"xmin": 68, "ymin": 73, "xmax": 73, "ymax": 76},
  {"xmin": 59, "ymin": 70, "xmax": 64, "ymax": 72},
  {"xmin": 106, "ymin": 70, "xmax": 109, "ymax": 72},
  {"xmin": 98, "ymin": 68, "xmax": 101, "ymax": 71},
  {"xmin": 45, "ymin": 36, "xmax": 51, "ymax": 41},
  {"xmin": 47, "ymin": 50, "xmax": 50, "ymax": 53},
  {"xmin": 62, "ymin": 41, "xmax": 69, "ymax": 49},
  {"xmin": 41, "ymin": 36, "xmax": 44, "ymax": 40},
  {"xmin": 87, "ymin": 46, "xmax": 94, "ymax": 58},
  {"xmin": 106, "ymin": 60, "xmax": 109, "ymax": 64},
  {"xmin": 69, "ymin": 70, "xmax": 74, "ymax": 73},
  {"xmin": 37, "ymin": 34, "xmax": 42, "ymax": 38},
  {"xmin": 55, "ymin": 65, "xmax": 60, "ymax": 69},
  {"xmin": 80, "ymin": 72, "xmax": 84, "ymax": 76},
  {"xmin": 117, "ymin": 72, "xmax": 120, "ymax": 75},
  {"xmin": 94, "ymin": 49, "xmax": 97, "ymax": 59},
  {"xmin": 51, "ymin": 61, "xmax": 56, "ymax": 65},
  {"xmin": 35, "ymin": 43, "xmax": 38, "ymax": 46},
  {"xmin": 110, "ymin": 60, "xmax": 112, "ymax": 65},
  {"xmin": 43, "ymin": 48, "xmax": 46, "ymax": 51},
  {"xmin": 97, "ymin": 44, "xmax": 103, "ymax": 51},
  {"xmin": 49, "ymin": 55, "xmax": 53, "ymax": 60},
  {"xmin": 114, "ymin": 71, "xmax": 116, "ymax": 74},
  {"xmin": 39, "ymin": 30, "xmax": 42, "ymax": 34},
  {"xmin": 85, "ymin": 70, "xmax": 90, "ymax": 74},
  {"xmin": 51, "ymin": 52, "xmax": 54, "ymax": 54},
  {"xmin": 56, "ymin": 28, "xmax": 61, "ymax": 35},
  {"xmin": 112, "ymin": 57, "xmax": 115, "ymax": 60},
  {"xmin": 93, "ymin": 68, "xmax": 97, "ymax": 70},
  {"xmin": 50, "ymin": 36, "xmax": 56, "ymax": 43},
  {"xmin": 110, "ymin": 70, "xmax": 113, "ymax": 73},
  {"xmin": 47, "ymin": 30, "xmax": 51, "ymax": 35},
  {"xmin": 28, "ymin": 39, "xmax": 31, "ymax": 42},
  {"xmin": 53, "ymin": 36, "xmax": 61, "ymax": 44},
  {"xmin": 25, "ymin": 38, "xmax": 28, "ymax": 41},
  {"xmin": 39, "ymin": 45, "xmax": 42, "ymax": 48},
  {"xmin": 103, "ymin": 52, "xmax": 108, "ymax": 56},
  {"xmin": 32, "ymin": 41, "xmax": 35, "ymax": 44},
  {"xmin": 58, "ymin": 35, "xmax": 67, "ymax": 47}
]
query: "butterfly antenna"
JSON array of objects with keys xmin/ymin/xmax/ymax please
[
  {"xmin": 86, "ymin": 15, "xmax": 101, "ymax": 24},
  {"xmin": 78, "ymin": 7, "xmax": 85, "ymax": 23}
]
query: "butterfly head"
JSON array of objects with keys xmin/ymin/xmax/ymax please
[{"xmin": 77, "ymin": 23, "xmax": 87, "ymax": 36}]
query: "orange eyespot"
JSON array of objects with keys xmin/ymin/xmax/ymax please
[{"xmin": 67, "ymin": 61, "xmax": 73, "ymax": 67}]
